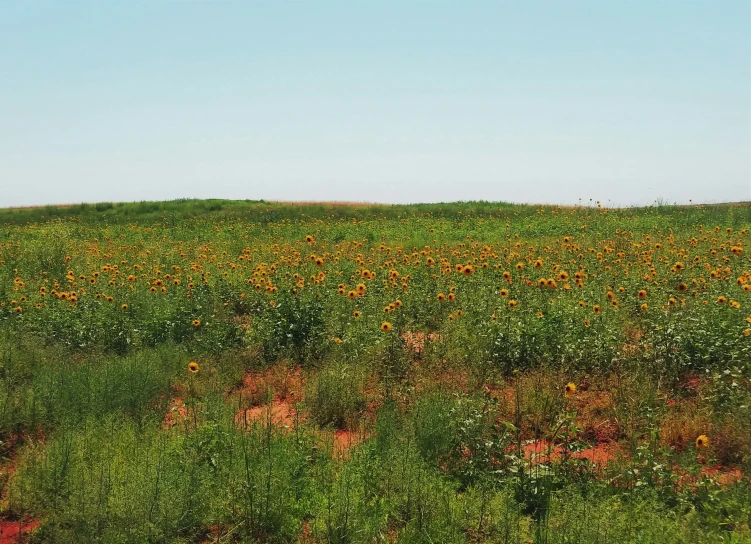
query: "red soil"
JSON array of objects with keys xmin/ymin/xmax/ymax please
[
  {"xmin": 235, "ymin": 398, "xmax": 299, "ymax": 428},
  {"xmin": 233, "ymin": 365, "xmax": 305, "ymax": 430},
  {"xmin": 0, "ymin": 432, "xmax": 43, "ymax": 542},
  {"xmin": 675, "ymin": 463, "xmax": 744, "ymax": 491},
  {"xmin": 0, "ymin": 518, "xmax": 40, "ymax": 543},
  {"xmin": 402, "ymin": 331, "xmax": 441, "ymax": 356},
  {"xmin": 235, "ymin": 365, "xmax": 304, "ymax": 404},
  {"xmin": 521, "ymin": 439, "xmax": 622, "ymax": 467},
  {"xmin": 162, "ymin": 397, "xmax": 188, "ymax": 429},
  {"xmin": 297, "ymin": 520, "xmax": 313, "ymax": 543},
  {"xmin": 332, "ymin": 429, "xmax": 368, "ymax": 459}
]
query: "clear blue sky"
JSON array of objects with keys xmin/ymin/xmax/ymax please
[{"xmin": 1, "ymin": 1, "xmax": 749, "ymax": 207}]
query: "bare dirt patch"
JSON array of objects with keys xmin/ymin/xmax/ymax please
[
  {"xmin": 236, "ymin": 399, "xmax": 299, "ymax": 428},
  {"xmin": 162, "ymin": 397, "xmax": 188, "ymax": 429},
  {"xmin": 521, "ymin": 439, "xmax": 623, "ymax": 467},
  {"xmin": 0, "ymin": 518, "xmax": 40, "ymax": 544}
]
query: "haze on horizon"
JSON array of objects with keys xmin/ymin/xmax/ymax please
[{"xmin": 1, "ymin": 1, "xmax": 749, "ymax": 209}]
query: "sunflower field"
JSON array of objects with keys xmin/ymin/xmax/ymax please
[{"xmin": 0, "ymin": 200, "xmax": 749, "ymax": 543}]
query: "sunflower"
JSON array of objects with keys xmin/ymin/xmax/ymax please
[
  {"xmin": 593, "ymin": 304, "xmax": 602, "ymax": 315},
  {"xmin": 462, "ymin": 265, "xmax": 474, "ymax": 276},
  {"xmin": 583, "ymin": 319, "xmax": 591, "ymax": 327},
  {"xmin": 717, "ymin": 295, "xmax": 727, "ymax": 304},
  {"xmin": 508, "ymin": 299, "xmax": 517, "ymax": 308},
  {"xmin": 305, "ymin": 235, "xmax": 314, "ymax": 243},
  {"xmin": 188, "ymin": 361, "xmax": 200, "ymax": 373},
  {"xmin": 578, "ymin": 300, "xmax": 587, "ymax": 308},
  {"xmin": 536, "ymin": 311, "xmax": 544, "ymax": 318},
  {"xmin": 380, "ymin": 321, "xmax": 392, "ymax": 332},
  {"xmin": 394, "ymin": 299, "xmax": 403, "ymax": 308},
  {"xmin": 695, "ymin": 435, "xmax": 709, "ymax": 449},
  {"xmin": 499, "ymin": 288, "xmax": 509, "ymax": 297},
  {"xmin": 448, "ymin": 293, "xmax": 456, "ymax": 302},
  {"xmin": 638, "ymin": 289, "xmax": 647, "ymax": 299},
  {"xmin": 565, "ymin": 382, "xmax": 576, "ymax": 395},
  {"xmin": 192, "ymin": 319, "xmax": 201, "ymax": 327},
  {"xmin": 456, "ymin": 308, "xmax": 463, "ymax": 318},
  {"xmin": 352, "ymin": 310, "xmax": 361, "ymax": 319},
  {"xmin": 348, "ymin": 290, "xmax": 357, "ymax": 299},
  {"xmin": 743, "ymin": 328, "xmax": 750, "ymax": 336},
  {"xmin": 437, "ymin": 293, "xmax": 446, "ymax": 301},
  {"xmin": 121, "ymin": 304, "xmax": 129, "ymax": 311},
  {"xmin": 677, "ymin": 282, "xmax": 688, "ymax": 293},
  {"xmin": 640, "ymin": 303, "xmax": 648, "ymax": 312}
]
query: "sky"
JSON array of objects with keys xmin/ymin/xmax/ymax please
[{"xmin": 1, "ymin": 1, "xmax": 749, "ymax": 208}]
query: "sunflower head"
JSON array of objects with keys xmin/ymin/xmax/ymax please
[
  {"xmin": 380, "ymin": 321, "xmax": 392, "ymax": 333},
  {"xmin": 192, "ymin": 319, "xmax": 201, "ymax": 327},
  {"xmin": 695, "ymin": 434, "xmax": 709, "ymax": 449},
  {"xmin": 188, "ymin": 361, "xmax": 200, "ymax": 374},
  {"xmin": 565, "ymin": 382, "xmax": 576, "ymax": 395}
]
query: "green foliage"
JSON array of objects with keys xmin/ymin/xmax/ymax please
[
  {"xmin": 306, "ymin": 361, "xmax": 366, "ymax": 429},
  {"xmin": 0, "ymin": 199, "xmax": 749, "ymax": 542}
]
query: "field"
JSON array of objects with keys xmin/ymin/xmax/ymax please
[{"xmin": 0, "ymin": 199, "xmax": 750, "ymax": 543}]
